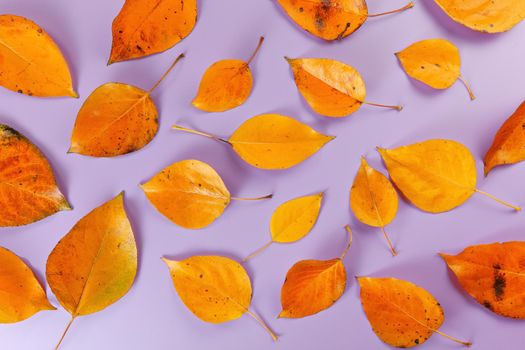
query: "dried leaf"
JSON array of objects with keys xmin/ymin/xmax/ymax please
[
  {"xmin": 0, "ymin": 124, "xmax": 70, "ymax": 226},
  {"xmin": 358, "ymin": 277, "xmax": 471, "ymax": 347},
  {"xmin": 396, "ymin": 38, "xmax": 475, "ymax": 100},
  {"xmin": 141, "ymin": 159, "xmax": 271, "ymax": 229},
  {"xmin": 350, "ymin": 157, "xmax": 397, "ymax": 255},
  {"xmin": 286, "ymin": 57, "xmax": 401, "ymax": 117},
  {"xmin": 244, "ymin": 193, "xmax": 323, "ymax": 260},
  {"xmin": 484, "ymin": 100, "xmax": 525, "ymax": 175},
  {"xmin": 173, "ymin": 114, "xmax": 334, "ymax": 169},
  {"xmin": 0, "ymin": 247, "xmax": 55, "ymax": 323},
  {"xmin": 441, "ymin": 242, "xmax": 525, "ymax": 318},
  {"xmin": 70, "ymin": 54, "xmax": 184, "ymax": 157},
  {"xmin": 279, "ymin": 226, "xmax": 352, "ymax": 318},
  {"xmin": 46, "ymin": 193, "xmax": 137, "ymax": 349},
  {"xmin": 109, "ymin": 0, "xmax": 197, "ymax": 63},
  {"xmin": 434, "ymin": 0, "xmax": 525, "ymax": 33},
  {"xmin": 163, "ymin": 255, "xmax": 277, "ymax": 340},
  {"xmin": 0, "ymin": 14, "xmax": 76, "ymax": 97},
  {"xmin": 378, "ymin": 139, "xmax": 520, "ymax": 212},
  {"xmin": 276, "ymin": 0, "xmax": 414, "ymax": 41},
  {"xmin": 192, "ymin": 37, "xmax": 264, "ymax": 112}
]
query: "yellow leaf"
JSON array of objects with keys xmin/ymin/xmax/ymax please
[
  {"xmin": 377, "ymin": 139, "xmax": 520, "ymax": 212},
  {"xmin": 286, "ymin": 57, "xmax": 402, "ymax": 117},
  {"xmin": 46, "ymin": 193, "xmax": 137, "ymax": 349},
  {"xmin": 163, "ymin": 255, "xmax": 277, "ymax": 340},
  {"xmin": 0, "ymin": 14, "xmax": 76, "ymax": 97},
  {"xmin": 0, "ymin": 124, "xmax": 70, "ymax": 226},
  {"xmin": 141, "ymin": 159, "xmax": 271, "ymax": 229},
  {"xmin": 192, "ymin": 37, "xmax": 264, "ymax": 112},
  {"xmin": 173, "ymin": 114, "xmax": 334, "ymax": 169},
  {"xmin": 276, "ymin": 0, "xmax": 414, "ymax": 41},
  {"xmin": 350, "ymin": 157, "xmax": 397, "ymax": 255},
  {"xmin": 109, "ymin": 0, "xmax": 197, "ymax": 63},
  {"xmin": 0, "ymin": 247, "xmax": 55, "ymax": 323},
  {"xmin": 70, "ymin": 54, "xmax": 184, "ymax": 157},
  {"xmin": 434, "ymin": 0, "xmax": 525, "ymax": 33},
  {"xmin": 358, "ymin": 277, "xmax": 471, "ymax": 347},
  {"xmin": 396, "ymin": 38, "xmax": 475, "ymax": 100},
  {"xmin": 279, "ymin": 226, "xmax": 352, "ymax": 318},
  {"xmin": 244, "ymin": 193, "xmax": 323, "ymax": 261},
  {"xmin": 484, "ymin": 100, "xmax": 525, "ymax": 175}
]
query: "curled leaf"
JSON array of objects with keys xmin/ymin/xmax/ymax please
[
  {"xmin": 173, "ymin": 114, "xmax": 334, "ymax": 169},
  {"xmin": 163, "ymin": 255, "xmax": 278, "ymax": 340},
  {"xmin": 0, "ymin": 124, "xmax": 70, "ymax": 226},
  {"xmin": 441, "ymin": 242, "xmax": 525, "ymax": 318},
  {"xmin": 109, "ymin": 0, "xmax": 197, "ymax": 63},
  {"xmin": 0, "ymin": 14, "xmax": 76, "ymax": 97},
  {"xmin": 0, "ymin": 247, "xmax": 55, "ymax": 323}
]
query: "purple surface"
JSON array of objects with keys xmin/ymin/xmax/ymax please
[{"xmin": 1, "ymin": 1, "xmax": 525, "ymax": 349}]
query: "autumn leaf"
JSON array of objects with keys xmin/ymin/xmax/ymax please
[
  {"xmin": 141, "ymin": 159, "xmax": 272, "ymax": 229},
  {"xmin": 350, "ymin": 157, "xmax": 397, "ymax": 256},
  {"xmin": 434, "ymin": 0, "xmax": 525, "ymax": 33},
  {"xmin": 484, "ymin": 100, "xmax": 525, "ymax": 175},
  {"xmin": 69, "ymin": 53, "xmax": 184, "ymax": 157},
  {"xmin": 358, "ymin": 277, "xmax": 472, "ymax": 347},
  {"xmin": 192, "ymin": 37, "xmax": 264, "ymax": 112},
  {"xmin": 0, "ymin": 246, "xmax": 55, "ymax": 323},
  {"xmin": 173, "ymin": 114, "xmax": 334, "ymax": 169},
  {"xmin": 46, "ymin": 193, "xmax": 137, "ymax": 349},
  {"xmin": 276, "ymin": 0, "xmax": 414, "ymax": 41},
  {"xmin": 162, "ymin": 255, "xmax": 278, "ymax": 340},
  {"xmin": 396, "ymin": 38, "xmax": 475, "ymax": 100},
  {"xmin": 244, "ymin": 193, "xmax": 323, "ymax": 261},
  {"xmin": 286, "ymin": 57, "xmax": 402, "ymax": 117},
  {"xmin": 0, "ymin": 14, "xmax": 76, "ymax": 97},
  {"xmin": 0, "ymin": 124, "xmax": 70, "ymax": 226},
  {"xmin": 279, "ymin": 226, "xmax": 352, "ymax": 318},
  {"xmin": 378, "ymin": 139, "xmax": 521, "ymax": 213},
  {"xmin": 109, "ymin": 0, "xmax": 197, "ymax": 63},
  {"xmin": 441, "ymin": 242, "xmax": 525, "ymax": 319}
]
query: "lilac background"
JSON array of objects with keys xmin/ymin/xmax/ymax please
[{"xmin": 1, "ymin": 0, "xmax": 525, "ymax": 349}]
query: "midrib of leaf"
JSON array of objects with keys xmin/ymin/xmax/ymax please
[
  {"xmin": 143, "ymin": 186, "xmax": 229, "ymax": 201},
  {"xmin": 388, "ymin": 300, "xmax": 441, "ymax": 336},
  {"xmin": 362, "ymin": 167, "xmax": 386, "ymax": 228},
  {"xmin": 298, "ymin": 64, "xmax": 361, "ymax": 101},
  {"xmin": 231, "ymin": 139, "xmax": 324, "ymax": 146},
  {"xmin": 289, "ymin": 261, "xmax": 341, "ymax": 293},
  {"xmin": 272, "ymin": 197, "xmax": 319, "ymax": 241},
  {"xmin": 0, "ymin": 181, "xmax": 62, "ymax": 205},
  {"xmin": 452, "ymin": 258, "xmax": 525, "ymax": 278}
]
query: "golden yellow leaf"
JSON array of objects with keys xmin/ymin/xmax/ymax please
[
  {"xmin": 0, "ymin": 246, "xmax": 55, "ymax": 323},
  {"xmin": 358, "ymin": 277, "xmax": 471, "ymax": 347},
  {"xmin": 0, "ymin": 124, "xmax": 70, "ymax": 226},
  {"xmin": 163, "ymin": 255, "xmax": 277, "ymax": 340},
  {"xmin": 192, "ymin": 37, "xmax": 264, "ymax": 112},
  {"xmin": 484, "ymin": 100, "xmax": 525, "ymax": 175},
  {"xmin": 46, "ymin": 193, "xmax": 137, "ymax": 349},
  {"xmin": 70, "ymin": 54, "xmax": 184, "ymax": 157},
  {"xmin": 109, "ymin": 0, "xmax": 197, "ymax": 63},
  {"xmin": 141, "ymin": 159, "xmax": 271, "ymax": 229},
  {"xmin": 286, "ymin": 57, "xmax": 402, "ymax": 117},
  {"xmin": 279, "ymin": 226, "xmax": 352, "ymax": 318},
  {"xmin": 350, "ymin": 157, "xmax": 397, "ymax": 255},
  {"xmin": 441, "ymin": 242, "xmax": 525, "ymax": 319},
  {"xmin": 244, "ymin": 193, "xmax": 323, "ymax": 260},
  {"xmin": 434, "ymin": 0, "xmax": 525, "ymax": 33},
  {"xmin": 0, "ymin": 14, "xmax": 76, "ymax": 97},
  {"xmin": 276, "ymin": 0, "xmax": 414, "ymax": 41},
  {"xmin": 396, "ymin": 38, "xmax": 475, "ymax": 100},
  {"xmin": 378, "ymin": 139, "xmax": 520, "ymax": 213},
  {"xmin": 173, "ymin": 114, "xmax": 334, "ymax": 169}
]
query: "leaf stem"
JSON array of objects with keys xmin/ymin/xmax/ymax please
[
  {"xmin": 246, "ymin": 36, "xmax": 265, "ymax": 65},
  {"xmin": 381, "ymin": 226, "xmax": 397, "ymax": 257},
  {"xmin": 362, "ymin": 100, "xmax": 403, "ymax": 111},
  {"xmin": 458, "ymin": 75, "xmax": 476, "ymax": 101},
  {"xmin": 148, "ymin": 53, "xmax": 185, "ymax": 94},
  {"xmin": 54, "ymin": 316, "xmax": 76, "ymax": 350},
  {"xmin": 340, "ymin": 225, "xmax": 354, "ymax": 260},
  {"xmin": 245, "ymin": 309, "xmax": 278, "ymax": 341},
  {"xmin": 232, "ymin": 194, "xmax": 273, "ymax": 201},
  {"xmin": 434, "ymin": 329, "xmax": 472, "ymax": 347},
  {"xmin": 243, "ymin": 241, "xmax": 273, "ymax": 262},
  {"xmin": 368, "ymin": 1, "xmax": 414, "ymax": 18},
  {"xmin": 475, "ymin": 189, "xmax": 521, "ymax": 211},
  {"xmin": 172, "ymin": 124, "xmax": 231, "ymax": 145}
]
